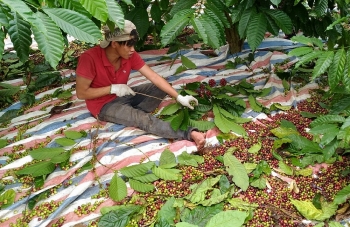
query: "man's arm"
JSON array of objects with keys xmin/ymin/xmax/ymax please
[
  {"xmin": 75, "ymin": 75, "xmax": 111, "ymax": 100},
  {"xmin": 138, "ymin": 64, "xmax": 179, "ymax": 98}
]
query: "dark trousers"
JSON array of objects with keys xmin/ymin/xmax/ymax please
[{"xmin": 98, "ymin": 83, "xmax": 194, "ymax": 141}]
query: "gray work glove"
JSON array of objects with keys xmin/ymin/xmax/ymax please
[
  {"xmin": 110, "ymin": 84, "xmax": 135, "ymax": 97},
  {"xmin": 176, "ymin": 95, "xmax": 198, "ymax": 110}
]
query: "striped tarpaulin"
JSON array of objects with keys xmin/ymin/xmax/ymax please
[{"xmin": 0, "ymin": 38, "xmax": 331, "ymax": 227}]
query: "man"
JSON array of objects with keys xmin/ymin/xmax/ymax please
[{"xmin": 75, "ymin": 20, "xmax": 206, "ymax": 149}]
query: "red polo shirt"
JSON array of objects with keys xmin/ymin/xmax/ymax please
[{"xmin": 76, "ymin": 46, "xmax": 145, "ymax": 117}]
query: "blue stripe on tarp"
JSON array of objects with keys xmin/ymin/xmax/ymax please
[{"xmin": 22, "ymin": 113, "xmax": 93, "ymax": 137}]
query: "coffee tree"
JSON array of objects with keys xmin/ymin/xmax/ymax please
[
  {"xmin": 0, "ymin": 0, "xmax": 349, "ymax": 68},
  {"xmin": 160, "ymin": 0, "xmax": 349, "ymax": 53}
]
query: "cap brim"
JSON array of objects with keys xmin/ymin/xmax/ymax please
[{"xmin": 100, "ymin": 40, "xmax": 110, "ymax": 48}]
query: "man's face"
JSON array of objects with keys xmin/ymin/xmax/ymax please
[{"xmin": 114, "ymin": 39, "xmax": 135, "ymax": 59}]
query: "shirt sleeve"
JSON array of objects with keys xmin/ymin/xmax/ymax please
[
  {"xmin": 76, "ymin": 53, "xmax": 96, "ymax": 80},
  {"xmin": 131, "ymin": 52, "xmax": 146, "ymax": 70}
]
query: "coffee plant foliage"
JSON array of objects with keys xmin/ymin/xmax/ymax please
[{"xmin": 159, "ymin": 79, "xmax": 273, "ymax": 136}]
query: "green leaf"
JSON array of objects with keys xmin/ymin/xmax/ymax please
[
  {"xmin": 264, "ymin": 9, "xmax": 292, "ymax": 34},
  {"xmin": 129, "ymin": 179, "xmax": 155, "ymax": 193},
  {"xmin": 230, "ymin": 4, "xmax": 245, "ymax": 24},
  {"xmin": 132, "ymin": 173, "xmax": 159, "ymax": 183},
  {"xmin": 205, "ymin": 2, "xmax": 230, "ymax": 28},
  {"xmin": 150, "ymin": 2, "xmax": 162, "ymax": 22},
  {"xmin": 223, "ymin": 153, "xmax": 249, "ymax": 191},
  {"xmin": 0, "ymin": 189, "xmax": 16, "ymax": 209},
  {"xmin": 312, "ymin": 51, "xmax": 334, "ymax": 80},
  {"xmin": 0, "ymin": 109, "xmax": 19, "ymax": 124},
  {"xmin": 43, "ymin": 8, "xmax": 102, "ymax": 44},
  {"xmin": 265, "ymin": 13, "xmax": 280, "ymax": 35},
  {"xmin": 109, "ymin": 174, "xmax": 127, "ymax": 201},
  {"xmin": 295, "ymin": 51, "xmax": 320, "ymax": 69},
  {"xmin": 247, "ymin": 13, "xmax": 267, "ymax": 51},
  {"xmin": 314, "ymin": 0, "xmax": 327, "ymax": 17},
  {"xmin": 250, "ymin": 177, "xmax": 266, "ymax": 189},
  {"xmin": 329, "ymin": 48, "xmax": 346, "ymax": 90},
  {"xmin": 120, "ymin": 162, "xmax": 155, "ymax": 178},
  {"xmin": 278, "ymin": 161, "xmax": 294, "ymax": 175},
  {"xmin": 248, "ymin": 95, "xmax": 263, "ymax": 112},
  {"xmin": 178, "ymin": 151, "xmax": 204, "ymax": 167},
  {"xmin": 64, "ymin": 130, "xmax": 83, "ymax": 139},
  {"xmin": 248, "ymin": 143, "xmax": 261, "ymax": 154},
  {"xmin": 309, "ymin": 124, "xmax": 339, "ymax": 135},
  {"xmin": 50, "ymin": 151, "xmax": 70, "ymax": 164},
  {"xmin": 310, "ymin": 115, "xmax": 346, "ymax": 128},
  {"xmin": 58, "ymin": 0, "xmax": 91, "ymax": 18},
  {"xmin": 0, "ymin": 83, "xmax": 20, "ymax": 98},
  {"xmin": 158, "ymin": 197, "xmax": 176, "ymax": 225},
  {"xmin": 176, "ymin": 223, "xmax": 198, "ymax": 227},
  {"xmin": 171, "ymin": 111, "xmax": 184, "ymax": 131},
  {"xmin": 238, "ymin": 7, "xmax": 256, "ymax": 39},
  {"xmin": 205, "ymin": 210, "xmax": 248, "ymax": 227},
  {"xmin": 199, "ymin": 189, "xmax": 229, "ymax": 206},
  {"xmin": 32, "ymin": 12, "xmax": 64, "ymax": 69},
  {"xmin": 258, "ymin": 87, "xmax": 272, "ymax": 97},
  {"xmin": 160, "ymin": 102, "xmax": 182, "ymax": 115},
  {"xmin": 186, "ymin": 176, "xmax": 221, "ymax": 203},
  {"xmin": 181, "ymin": 55, "xmax": 196, "ymax": 69},
  {"xmin": 288, "ymin": 134, "xmax": 323, "ymax": 153},
  {"xmin": 55, "ymin": 137, "xmax": 76, "ymax": 146},
  {"xmin": 270, "ymin": 103, "xmax": 292, "ymax": 111},
  {"xmin": 105, "ymin": 0, "xmax": 124, "ymax": 27},
  {"xmin": 98, "ymin": 206, "xmax": 135, "ymax": 227},
  {"xmin": 180, "ymin": 108, "xmax": 190, "ymax": 131},
  {"xmin": 168, "ymin": 0, "xmax": 197, "ymax": 17},
  {"xmin": 310, "ymin": 37, "xmax": 324, "ymax": 49},
  {"xmin": 80, "ymin": 0, "xmax": 108, "ymax": 22},
  {"xmin": 57, "ymin": 90, "xmax": 72, "ymax": 99},
  {"xmin": 213, "ymin": 104, "xmax": 247, "ymax": 136},
  {"xmin": 322, "ymin": 139, "xmax": 338, "ymax": 160},
  {"xmin": 1, "ymin": 0, "xmax": 47, "ymax": 33},
  {"xmin": 333, "ymin": 184, "xmax": 350, "ymax": 205},
  {"xmin": 244, "ymin": 163, "xmax": 257, "ymax": 174},
  {"xmin": 159, "ymin": 149, "xmax": 177, "ymax": 169},
  {"xmin": 288, "ymin": 47, "xmax": 314, "ymax": 57},
  {"xmin": 270, "ymin": 0, "xmax": 282, "ymax": 6},
  {"xmin": 189, "ymin": 119, "xmax": 215, "ymax": 131},
  {"xmin": 8, "ymin": 13, "xmax": 32, "ymax": 62},
  {"xmin": 345, "ymin": 51, "xmax": 350, "ymax": 82},
  {"xmin": 160, "ymin": 9, "xmax": 194, "ymax": 47},
  {"xmin": 295, "ymin": 167, "xmax": 313, "ymax": 176},
  {"xmin": 16, "ymin": 161, "xmax": 56, "ymax": 177},
  {"xmin": 175, "ymin": 65, "xmax": 188, "ymax": 74},
  {"xmin": 0, "ymin": 6, "xmax": 9, "ymax": 26},
  {"xmin": 290, "ymin": 199, "xmax": 337, "ymax": 221},
  {"xmin": 271, "ymin": 126, "xmax": 299, "ymax": 138},
  {"xmin": 219, "ymin": 175, "xmax": 231, "ymax": 194},
  {"xmin": 0, "ymin": 27, "xmax": 4, "ymax": 60},
  {"xmin": 125, "ymin": 7, "xmax": 149, "ymax": 39},
  {"xmin": 29, "ymin": 147, "xmax": 66, "ymax": 160},
  {"xmin": 152, "ymin": 166, "xmax": 181, "ymax": 181},
  {"xmin": 0, "ymin": 139, "xmax": 7, "ymax": 149},
  {"xmin": 100, "ymin": 204, "xmax": 141, "ymax": 216},
  {"xmin": 181, "ymin": 203, "xmax": 223, "ymax": 227},
  {"xmin": 199, "ymin": 13, "xmax": 224, "ymax": 49},
  {"xmin": 291, "ymin": 35, "xmax": 315, "ymax": 46}
]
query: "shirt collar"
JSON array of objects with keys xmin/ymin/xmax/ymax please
[{"xmin": 100, "ymin": 46, "xmax": 125, "ymax": 67}]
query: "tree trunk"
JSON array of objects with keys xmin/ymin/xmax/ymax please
[{"xmin": 225, "ymin": 24, "xmax": 245, "ymax": 54}]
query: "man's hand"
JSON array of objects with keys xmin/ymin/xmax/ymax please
[
  {"xmin": 176, "ymin": 95, "xmax": 198, "ymax": 110},
  {"xmin": 110, "ymin": 84, "xmax": 135, "ymax": 97}
]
